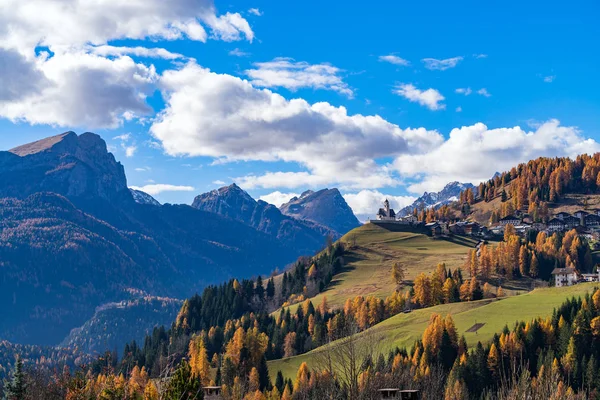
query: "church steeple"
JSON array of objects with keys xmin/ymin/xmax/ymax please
[{"xmin": 384, "ymin": 199, "xmax": 390, "ymax": 215}]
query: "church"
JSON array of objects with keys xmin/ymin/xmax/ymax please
[{"xmin": 377, "ymin": 199, "xmax": 396, "ymax": 221}]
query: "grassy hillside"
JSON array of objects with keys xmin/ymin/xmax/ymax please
[
  {"xmin": 269, "ymin": 283, "xmax": 597, "ymax": 380},
  {"xmin": 277, "ymin": 223, "xmax": 478, "ymax": 314}
]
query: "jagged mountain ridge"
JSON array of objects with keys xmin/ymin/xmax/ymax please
[
  {"xmin": 398, "ymin": 181, "xmax": 475, "ymax": 216},
  {"xmin": 130, "ymin": 188, "xmax": 161, "ymax": 206},
  {"xmin": 191, "ymin": 184, "xmax": 338, "ymax": 254},
  {"xmin": 279, "ymin": 189, "xmax": 360, "ymax": 236},
  {"xmin": 0, "ymin": 132, "xmax": 320, "ymax": 346}
]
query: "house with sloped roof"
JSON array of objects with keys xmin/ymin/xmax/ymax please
[
  {"xmin": 547, "ymin": 218, "xmax": 565, "ymax": 232},
  {"xmin": 551, "ymin": 267, "xmax": 577, "ymax": 287}
]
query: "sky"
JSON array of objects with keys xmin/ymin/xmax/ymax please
[{"xmin": 0, "ymin": 0, "xmax": 599, "ymax": 219}]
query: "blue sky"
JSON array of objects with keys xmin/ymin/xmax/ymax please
[{"xmin": 0, "ymin": 0, "xmax": 599, "ymax": 218}]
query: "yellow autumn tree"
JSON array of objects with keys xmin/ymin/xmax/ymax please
[
  {"xmin": 281, "ymin": 385, "xmax": 292, "ymax": 400},
  {"xmin": 497, "ymin": 286, "xmax": 505, "ymax": 297},
  {"xmin": 225, "ymin": 327, "xmax": 246, "ymax": 365},
  {"xmin": 189, "ymin": 336, "xmax": 211, "ymax": 385},
  {"xmin": 143, "ymin": 381, "xmax": 159, "ymax": 400},
  {"xmin": 488, "ymin": 343, "xmax": 500, "ymax": 377},
  {"xmin": 248, "ymin": 367, "xmax": 260, "ymax": 393},
  {"xmin": 413, "ymin": 273, "xmax": 432, "ymax": 307},
  {"xmin": 294, "ymin": 362, "xmax": 310, "ymax": 394}
]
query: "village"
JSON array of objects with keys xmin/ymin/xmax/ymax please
[{"xmin": 370, "ymin": 199, "xmax": 600, "ymax": 288}]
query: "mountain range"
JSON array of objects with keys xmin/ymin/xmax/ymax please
[
  {"xmin": 191, "ymin": 184, "xmax": 337, "ymax": 254},
  {"xmin": 397, "ymin": 181, "xmax": 475, "ymax": 216},
  {"xmin": 0, "ymin": 132, "xmax": 359, "ymax": 348}
]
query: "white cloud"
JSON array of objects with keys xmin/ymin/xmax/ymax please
[
  {"xmin": 474, "ymin": 54, "xmax": 488, "ymax": 59},
  {"xmin": 343, "ymin": 190, "xmax": 416, "ymax": 222},
  {"xmin": 455, "ymin": 106, "xmax": 462, "ymax": 112},
  {"xmin": 89, "ymin": 45, "xmax": 185, "ymax": 60},
  {"xmin": 114, "ymin": 132, "xmax": 138, "ymax": 157},
  {"xmin": 393, "ymin": 119, "xmax": 600, "ymax": 193},
  {"xmin": 0, "ymin": 51, "xmax": 156, "ymax": 128},
  {"xmin": 245, "ymin": 58, "xmax": 353, "ymax": 97},
  {"xmin": 229, "ymin": 48, "xmax": 250, "ymax": 57},
  {"xmin": 0, "ymin": 0, "xmax": 253, "ymax": 57},
  {"xmin": 135, "ymin": 167, "xmax": 151, "ymax": 172},
  {"xmin": 422, "ymin": 57, "xmax": 463, "ymax": 71},
  {"xmin": 544, "ymin": 75, "xmax": 556, "ymax": 83},
  {"xmin": 393, "ymin": 83, "xmax": 445, "ymax": 111},
  {"xmin": 477, "ymin": 88, "xmax": 491, "ymax": 97},
  {"xmin": 125, "ymin": 146, "xmax": 137, "ymax": 157},
  {"xmin": 378, "ymin": 55, "xmax": 410, "ymax": 66},
  {"xmin": 248, "ymin": 8, "xmax": 263, "ymax": 16},
  {"xmin": 212, "ymin": 180, "xmax": 226, "ymax": 185},
  {"xmin": 455, "ymin": 87, "xmax": 472, "ymax": 96},
  {"xmin": 151, "ymin": 62, "xmax": 443, "ymax": 190},
  {"xmin": 259, "ymin": 191, "xmax": 300, "ymax": 207},
  {"xmin": 0, "ymin": 49, "xmax": 48, "ymax": 102},
  {"xmin": 129, "ymin": 184, "xmax": 195, "ymax": 195},
  {"xmin": 114, "ymin": 133, "xmax": 132, "ymax": 141}
]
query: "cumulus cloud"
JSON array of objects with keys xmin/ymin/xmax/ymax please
[
  {"xmin": 129, "ymin": 184, "xmax": 195, "ymax": 195},
  {"xmin": 259, "ymin": 191, "xmax": 300, "ymax": 207},
  {"xmin": 245, "ymin": 58, "xmax": 353, "ymax": 97},
  {"xmin": 113, "ymin": 133, "xmax": 139, "ymax": 157},
  {"xmin": 455, "ymin": 87, "xmax": 472, "ymax": 96},
  {"xmin": 343, "ymin": 190, "xmax": 416, "ymax": 222},
  {"xmin": 212, "ymin": 180, "xmax": 226, "ymax": 185},
  {"xmin": 229, "ymin": 48, "xmax": 250, "ymax": 57},
  {"xmin": 0, "ymin": 52, "xmax": 156, "ymax": 128},
  {"xmin": 378, "ymin": 55, "xmax": 410, "ymax": 66},
  {"xmin": 248, "ymin": 8, "xmax": 263, "ymax": 16},
  {"xmin": 477, "ymin": 88, "xmax": 491, "ymax": 97},
  {"xmin": 0, "ymin": 0, "xmax": 253, "ymax": 57},
  {"xmin": 89, "ymin": 45, "xmax": 185, "ymax": 60},
  {"xmin": 394, "ymin": 119, "xmax": 600, "ymax": 193},
  {"xmin": 422, "ymin": 57, "xmax": 463, "ymax": 71},
  {"xmin": 151, "ymin": 62, "xmax": 443, "ymax": 190},
  {"xmin": 393, "ymin": 83, "xmax": 445, "ymax": 111},
  {"xmin": 0, "ymin": 49, "xmax": 49, "ymax": 102}
]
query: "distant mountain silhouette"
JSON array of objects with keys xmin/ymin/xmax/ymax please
[
  {"xmin": 280, "ymin": 188, "xmax": 360, "ymax": 236},
  {"xmin": 192, "ymin": 184, "xmax": 337, "ymax": 254}
]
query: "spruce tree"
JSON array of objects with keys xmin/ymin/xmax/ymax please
[{"xmin": 4, "ymin": 357, "xmax": 26, "ymax": 400}]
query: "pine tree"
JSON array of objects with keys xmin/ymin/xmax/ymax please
[
  {"xmin": 4, "ymin": 357, "xmax": 26, "ymax": 400},
  {"xmin": 165, "ymin": 361, "xmax": 202, "ymax": 400},
  {"xmin": 266, "ymin": 278, "xmax": 275, "ymax": 298},
  {"xmin": 275, "ymin": 371, "xmax": 285, "ymax": 393}
]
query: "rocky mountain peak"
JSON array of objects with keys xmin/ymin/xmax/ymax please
[
  {"xmin": 1, "ymin": 131, "xmax": 128, "ymax": 202},
  {"xmin": 280, "ymin": 188, "xmax": 360, "ymax": 236},
  {"xmin": 398, "ymin": 181, "xmax": 475, "ymax": 216}
]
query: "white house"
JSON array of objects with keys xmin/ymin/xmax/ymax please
[
  {"xmin": 399, "ymin": 214, "xmax": 418, "ymax": 224},
  {"xmin": 551, "ymin": 267, "xmax": 577, "ymax": 287},
  {"xmin": 499, "ymin": 215, "xmax": 521, "ymax": 226},
  {"xmin": 582, "ymin": 272, "xmax": 600, "ymax": 282}
]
